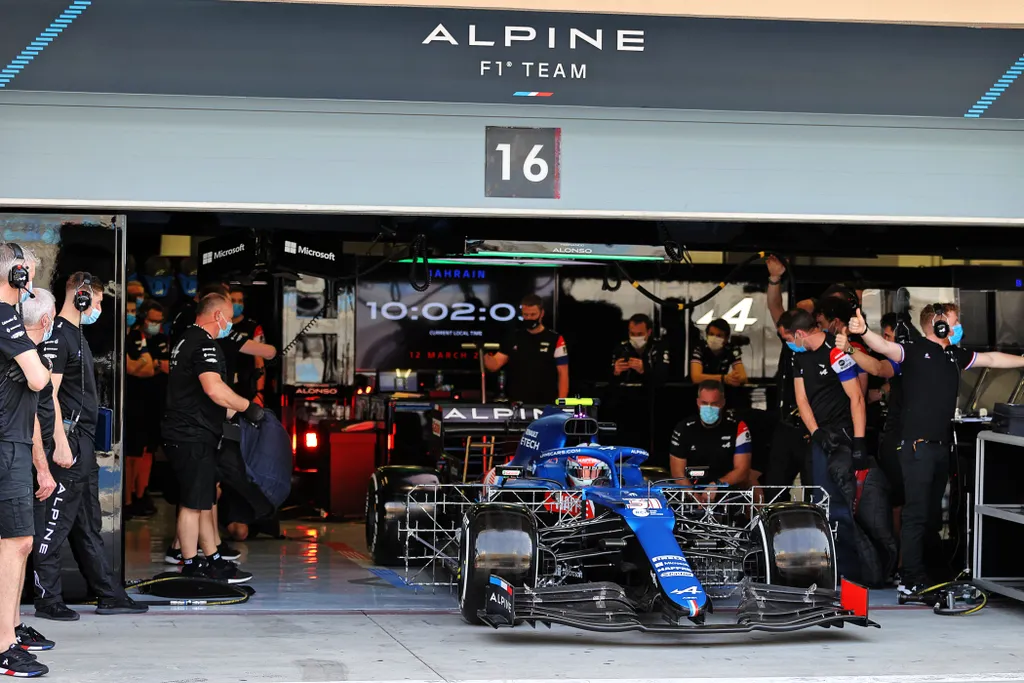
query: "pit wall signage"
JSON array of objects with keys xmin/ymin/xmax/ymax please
[
  {"xmin": 2, "ymin": 0, "xmax": 1022, "ymax": 118},
  {"xmin": 235, "ymin": 0, "xmax": 1024, "ymax": 27}
]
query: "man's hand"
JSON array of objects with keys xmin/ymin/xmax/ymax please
[
  {"xmin": 811, "ymin": 428, "xmax": 842, "ymax": 455},
  {"xmin": 848, "ymin": 308, "xmax": 867, "ymax": 335},
  {"xmin": 766, "ymin": 254, "xmax": 786, "ymax": 280},
  {"xmin": 835, "ymin": 332, "xmax": 852, "ymax": 354},
  {"xmin": 53, "ymin": 440, "xmax": 74, "ymax": 468},
  {"xmin": 613, "ymin": 359, "xmax": 629, "ymax": 375},
  {"xmin": 242, "ymin": 401, "xmax": 265, "ymax": 426},
  {"xmin": 627, "ymin": 357, "xmax": 644, "ymax": 374},
  {"xmin": 35, "ymin": 465, "xmax": 56, "ymax": 501},
  {"xmin": 724, "ymin": 370, "xmax": 742, "ymax": 386}
]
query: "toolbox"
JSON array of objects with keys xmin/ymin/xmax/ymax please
[{"xmin": 992, "ymin": 403, "xmax": 1024, "ymax": 437}]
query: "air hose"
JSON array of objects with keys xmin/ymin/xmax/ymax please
[
  {"xmin": 615, "ymin": 250, "xmax": 795, "ymax": 312},
  {"xmin": 897, "ymin": 572, "xmax": 988, "ymax": 616}
]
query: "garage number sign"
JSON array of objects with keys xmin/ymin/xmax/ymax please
[{"xmin": 485, "ymin": 127, "xmax": 561, "ymax": 199}]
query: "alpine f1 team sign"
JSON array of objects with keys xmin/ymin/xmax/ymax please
[{"xmin": 1, "ymin": 0, "xmax": 1023, "ymax": 118}]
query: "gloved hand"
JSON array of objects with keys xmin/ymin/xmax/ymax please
[
  {"xmin": 851, "ymin": 436, "xmax": 868, "ymax": 469},
  {"xmin": 242, "ymin": 401, "xmax": 265, "ymax": 426},
  {"xmin": 811, "ymin": 427, "xmax": 842, "ymax": 455},
  {"xmin": 6, "ymin": 362, "xmax": 27, "ymax": 383}
]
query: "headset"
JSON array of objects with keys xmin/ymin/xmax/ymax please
[
  {"xmin": 7, "ymin": 242, "xmax": 31, "ymax": 292},
  {"xmin": 931, "ymin": 303, "xmax": 950, "ymax": 339},
  {"xmin": 74, "ymin": 273, "xmax": 94, "ymax": 313}
]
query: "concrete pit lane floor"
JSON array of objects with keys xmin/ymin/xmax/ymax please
[{"xmin": 25, "ymin": 506, "xmax": 1024, "ymax": 683}]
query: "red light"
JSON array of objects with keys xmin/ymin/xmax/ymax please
[
  {"xmin": 291, "ymin": 433, "xmax": 297, "ymax": 454},
  {"xmin": 304, "ymin": 431, "xmax": 319, "ymax": 450}
]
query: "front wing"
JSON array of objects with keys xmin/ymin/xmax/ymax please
[{"xmin": 480, "ymin": 577, "xmax": 879, "ymax": 634}]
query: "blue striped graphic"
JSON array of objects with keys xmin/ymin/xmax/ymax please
[
  {"xmin": 964, "ymin": 53, "xmax": 1024, "ymax": 118},
  {"xmin": 0, "ymin": 0, "xmax": 93, "ymax": 89}
]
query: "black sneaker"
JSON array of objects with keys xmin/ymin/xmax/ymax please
[
  {"xmin": 96, "ymin": 596, "xmax": 149, "ymax": 615},
  {"xmin": 217, "ymin": 543, "xmax": 241, "ymax": 561},
  {"xmin": 206, "ymin": 558, "xmax": 253, "ymax": 584},
  {"xmin": 164, "ymin": 546, "xmax": 183, "ymax": 565},
  {"xmin": 136, "ymin": 491, "xmax": 158, "ymax": 517},
  {"xmin": 15, "ymin": 624, "xmax": 54, "ymax": 652},
  {"xmin": 34, "ymin": 602, "xmax": 79, "ymax": 622},
  {"xmin": 0, "ymin": 643, "xmax": 48, "ymax": 677}
]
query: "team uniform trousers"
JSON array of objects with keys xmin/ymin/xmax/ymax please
[
  {"xmin": 898, "ymin": 438, "xmax": 949, "ymax": 585},
  {"xmin": 32, "ymin": 435, "xmax": 124, "ymax": 607}
]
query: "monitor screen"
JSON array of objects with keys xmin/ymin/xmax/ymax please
[{"xmin": 356, "ymin": 264, "xmax": 556, "ymax": 371}]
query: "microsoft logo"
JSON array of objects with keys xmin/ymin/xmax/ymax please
[
  {"xmin": 284, "ymin": 241, "xmax": 297, "ymax": 254},
  {"xmin": 202, "ymin": 252, "xmax": 212, "ymax": 265}
]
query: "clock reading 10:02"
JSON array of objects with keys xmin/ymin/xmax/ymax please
[{"xmin": 364, "ymin": 301, "xmax": 522, "ymax": 322}]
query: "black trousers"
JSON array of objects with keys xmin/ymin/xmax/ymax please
[
  {"xmin": 898, "ymin": 438, "xmax": 949, "ymax": 585},
  {"xmin": 32, "ymin": 439, "xmax": 124, "ymax": 607},
  {"xmin": 765, "ymin": 421, "xmax": 812, "ymax": 492}
]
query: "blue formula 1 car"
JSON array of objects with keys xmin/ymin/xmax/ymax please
[{"xmin": 366, "ymin": 399, "xmax": 877, "ymax": 634}]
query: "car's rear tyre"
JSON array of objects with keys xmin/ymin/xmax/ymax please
[
  {"xmin": 748, "ymin": 503, "xmax": 837, "ymax": 591},
  {"xmin": 457, "ymin": 503, "xmax": 538, "ymax": 625}
]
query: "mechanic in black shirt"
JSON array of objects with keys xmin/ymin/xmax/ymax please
[
  {"xmin": 610, "ymin": 313, "xmax": 669, "ymax": 452},
  {"xmin": 669, "ymin": 380, "xmax": 752, "ymax": 499},
  {"xmin": 0, "ymin": 245, "xmax": 54, "ymax": 675},
  {"xmin": 778, "ymin": 307, "xmax": 866, "ymax": 580},
  {"xmin": 124, "ymin": 300, "xmax": 170, "ymax": 518},
  {"xmin": 225, "ymin": 286, "xmax": 268, "ymax": 404},
  {"xmin": 689, "ymin": 318, "xmax": 748, "ymax": 408},
  {"xmin": 484, "ymin": 294, "xmax": 568, "ymax": 404},
  {"xmin": 33, "ymin": 274, "xmax": 147, "ymax": 621},
  {"xmin": 851, "ymin": 303, "xmax": 1024, "ymax": 594},
  {"xmin": 163, "ymin": 292, "xmax": 263, "ymax": 583}
]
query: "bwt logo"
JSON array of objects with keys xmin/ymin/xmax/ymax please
[{"xmin": 286, "ymin": 240, "xmax": 336, "ymax": 261}]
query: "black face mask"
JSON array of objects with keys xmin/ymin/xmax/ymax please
[{"xmin": 522, "ymin": 318, "xmax": 541, "ymax": 330}]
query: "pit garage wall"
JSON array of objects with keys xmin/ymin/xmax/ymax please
[{"xmin": 2, "ymin": 92, "xmax": 1024, "ymax": 223}]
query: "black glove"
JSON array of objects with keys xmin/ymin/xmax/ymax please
[
  {"xmin": 851, "ymin": 436, "xmax": 868, "ymax": 469},
  {"xmin": 6, "ymin": 362, "xmax": 27, "ymax": 383},
  {"xmin": 811, "ymin": 428, "xmax": 842, "ymax": 455},
  {"xmin": 242, "ymin": 402, "xmax": 265, "ymax": 426}
]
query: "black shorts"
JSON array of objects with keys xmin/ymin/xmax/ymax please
[
  {"xmin": 0, "ymin": 441, "xmax": 34, "ymax": 538},
  {"xmin": 164, "ymin": 441, "xmax": 218, "ymax": 511}
]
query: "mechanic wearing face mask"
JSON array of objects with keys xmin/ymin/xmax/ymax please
[
  {"xmin": 669, "ymin": 380, "xmax": 752, "ymax": 496},
  {"xmin": 610, "ymin": 313, "xmax": 670, "ymax": 453},
  {"xmin": 34, "ymin": 273, "xmax": 147, "ymax": 621},
  {"xmin": 689, "ymin": 318, "xmax": 748, "ymax": 410},
  {"xmin": 124, "ymin": 300, "xmax": 169, "ymax": 518},
  {"xmin": 222, "ymin": 286, "xmax": 268, "ymax": 406},
  {"xmin": 162, "ymin": 292, "xmax": 263, "ymax": 583},
  {"xmin": 777, "ymin": 307, "xmax": 865, "ymax": 580},
  {"xmin": 850, "ymin": 303, "xmax": 1024, "ymax": 595},
  {"xmin": 484, "ymin": 294, "xmax": 568, "ymax": 405}
]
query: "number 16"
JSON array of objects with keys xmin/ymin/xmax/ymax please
[{"xmin": 496, "ymin": 143, "xmax": 549, "ymax": 183}]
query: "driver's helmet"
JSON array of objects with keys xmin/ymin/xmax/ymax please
[{"xmin": 566, "ymin": 456, "xmax": 610, "ymax": 488}]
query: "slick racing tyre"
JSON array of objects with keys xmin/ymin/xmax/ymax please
[
  {"xmin": 747, "ymin": 503, "xmax": 837, "ymax": 591},
  {"xmin": 365, "ymin": 467, "xmax": 440, "ymax": 567},
  {"xmin": 458, "ymin": 503, "xmax": 538, "ymax": 625}
]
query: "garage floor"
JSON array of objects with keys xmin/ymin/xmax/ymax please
[{"xmin": 23, "ymin": 505, "xmax": 1024, "ymax": 683}]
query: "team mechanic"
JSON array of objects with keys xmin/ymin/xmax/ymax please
[
  {"xmin": 776, "ymin": 307, "xmax": 866, "ymax": 581},
  {"xmin": 163, "ymin": 292, "xmax": 262, "ymax": 583},
  {"xmin": 669, "ymin": 379, "xmax": 753, "ymax": 501},
  {"xmin": 484, "ymin": 294, "xmax": 569, "ymax": 404},
  {"xmin": 610, "ymin": 313, "xmax": 669, "ymax": 452},
  {"xmin": 33, "ymin": 274, "xmax": 146, "ymax": 621},
  {"xmin": 0, "ymin": 245, "xmax": 54, "ymax": 677},
  {"xmin": 849, "ymin": 304, "xmax": 1024, "ymax": 594}
]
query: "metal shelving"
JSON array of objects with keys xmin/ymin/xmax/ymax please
[{"xmin": 973, "ymin": 431, "xmax": 1024, "ymax": 603}]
